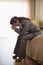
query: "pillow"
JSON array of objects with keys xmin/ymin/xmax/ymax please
[{"xmin": 32, "ymin": 20, "xmax": 42, "ymax": 27}]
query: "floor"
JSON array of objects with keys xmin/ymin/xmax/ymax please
[{"xmin": 13, "ymin": 60, "xmax": 26, "ymax": 65}]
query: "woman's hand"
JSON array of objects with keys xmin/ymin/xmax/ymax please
[{"xmin": 11, "ymin": 25, "xmax": 16, "ymax": 30}]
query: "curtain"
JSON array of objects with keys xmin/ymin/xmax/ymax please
[{"xmin": 30, "ymin": 0, "xmax": 36, "ymax": 20}]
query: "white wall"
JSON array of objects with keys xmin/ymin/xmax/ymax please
[{"xmin": 35, "ymin": 0, "xmax": 43, "ymax": 21}]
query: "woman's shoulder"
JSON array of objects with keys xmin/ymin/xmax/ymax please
[{"xmin": 22, "ymin": 19, "xmax": 31, "ymax": 25}]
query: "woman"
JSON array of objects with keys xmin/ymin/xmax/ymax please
[{"xmin": 10, "ymin": 16, "xmax": 41, "ymax": 62}]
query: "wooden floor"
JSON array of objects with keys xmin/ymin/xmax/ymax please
[
  {"xmin": 14, "ymin": 61, "xmax": 26, "ymax": 65},
  {"xmin": 13, "ymin": 61, "xmax": 26, "ymax": 65},
  {"xmin": 12, "ymin": 60, "xmax": 26, "ymax": 65}
]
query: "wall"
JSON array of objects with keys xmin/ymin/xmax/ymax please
[{"xmin": 35, "ymin": 0, "xmax": 43, "ymax": 22}]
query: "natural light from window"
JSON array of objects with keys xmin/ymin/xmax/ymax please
[
  {"xmin": 0, "ymin": 1, "xmax": 30, "ymax": 37},
  {"xmin": 0, "ymin": 1, "xmax": 30, "ymax": 65}
]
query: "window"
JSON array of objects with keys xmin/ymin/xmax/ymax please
[{"xmin": 0, "ymin": 1, "xmax": 30, "ymax": 37}]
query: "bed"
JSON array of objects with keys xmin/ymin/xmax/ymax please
[{"xmin": 26, "ymin": 33, "xmax": 43, "ymax": 65}]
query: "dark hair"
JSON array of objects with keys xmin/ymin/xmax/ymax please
[
  {"xmin": 10, "ymin": 16, "xmax": 18, "ymax": 25},
  {"xmin": 18, "ymin": 17, "xmax": 31, "ymax": 22},
  {"xmin": 10, "ymin": 16, "xmax": 31, "ymax": 25}
]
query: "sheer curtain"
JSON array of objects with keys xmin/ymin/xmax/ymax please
[
  {"xmin": 0, "ymin": 1, "xmax": 30, "ymax": 65},
  {"xmin": 0, "ymin": 1, "xmax": 30, "ymax": 37},
  {"xmin": 30, "ymin": 0, "xmax": 35, "ymax": 20}
]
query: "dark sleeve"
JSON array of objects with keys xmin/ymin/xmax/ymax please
[
  {"xmin": 15, "ymin": 28, "xmax": 22, "ymax": 34},
  {"xmin": 15, "ymin": 20, "xmax": 30, "ymax": 35},
  {"xmin": 19, "ymin": 20, "xmax": 30, "ymax": 35}
]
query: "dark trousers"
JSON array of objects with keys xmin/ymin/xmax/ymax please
[
  {"xmin": 13, "ymin": 35, "xmax": 21, "ymax": 55},
  {"xmin": 13, "ymin": 33, "xmax": 34, "ymax": 59},
  {"xmin": 13, "ymin": 35, "xmax": 27, "ymax": 59}
]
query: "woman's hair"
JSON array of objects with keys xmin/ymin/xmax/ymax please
[
  {"xmin": 10, "ymin": 16, "xmax": 31, "ymax": 25},
  {"xmin": 10, "ymin": 16, "xmax": 18, "ymax": 25},
  {"xmin": 18, "ymin": 17, "xmax": 31, "ymax": 23}
]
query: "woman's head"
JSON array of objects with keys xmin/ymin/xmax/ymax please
[
  {"xmin": 10, "ymin": 16, "xmax": 19, "ymax": 25},
  {"xmin": 10, "ymin": 16, "xmax": 31, "ymax": 25}
]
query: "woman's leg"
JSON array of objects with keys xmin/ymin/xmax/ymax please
[
  {"xmin": 17, "ymin": 36, "xmax": 27, "ymax": 60},
  {"xmin": 13, "ymin": 36, "xmax": 21, "ymax": 56},
  {"xmin": 17, "ymin": 34, "xmax": 34, "ymax": 59}
]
